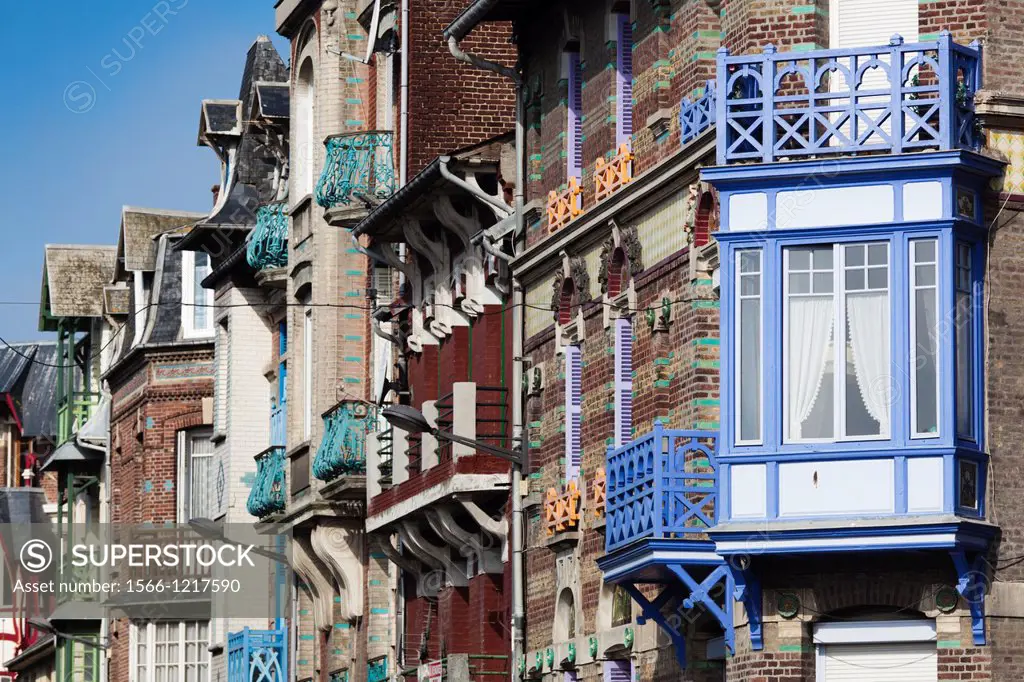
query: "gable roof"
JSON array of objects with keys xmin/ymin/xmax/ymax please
[
  {"xmin": 0, "ymin": 342, "xmax": 58, "ymax": 439},
  {"xmin": 118, "ymin": 206, "xmax": 207, "ymax": 273},
  {"xmin": 40, "ymin": 245, "xmax": 117, "ymax": 328}
]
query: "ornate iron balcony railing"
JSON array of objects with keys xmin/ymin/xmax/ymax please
[
  {"xmin": 228, "ymin": 626, "xmax": 288, "ymax": 682},
  {"xmin": 315, "ymin": 131, "xmax": 396, "ymax": 209},
  {"xmin": 246, "ymin": 202, "xmax": 288, "ymax": 270},
  {"xmin": 605, "ymin": 423, "xmax": 718, "ymax": 553},
  {"xmin": 247, "ymin": 446, "xmax": 286, "ymax": 519},
  {"xmin": 57, "ymin": 391, "xmax": 99, "ymax": 446},
  {"xmin": 312, "ymin": 401, "xmax": 376, "ymax": 482},
  {"xmin": 717, "ymin": 31, "xmax": 981, "ymax": 164},
  {"xmin": 680, "ymin": 80, "xmax": 716, "ymax": 147}
]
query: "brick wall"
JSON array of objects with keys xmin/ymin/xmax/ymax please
[
  {"xmin": 105, "ymin": 345, "xmax": 214, "ymax": 682},
  {"xmin": 406, "ymin": 2, "xmax": 516, "ymax": 175}
]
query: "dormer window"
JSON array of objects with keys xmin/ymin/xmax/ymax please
[{"xmin": 182, "ymin": 251, "xmax": 214, "ymax": 339}]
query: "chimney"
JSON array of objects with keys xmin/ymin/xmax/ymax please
[{"xmin": 211, "ymin": 185, "xmax": 221, "ymax": 207}]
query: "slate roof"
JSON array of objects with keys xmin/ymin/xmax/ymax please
[
  {"xmin": 118, "ymin": 206, "xmax": 207, "ymax": 273},
  {"xmin": 0, "ymin": 342, "xmax": 58, "ymax": 439},
  {"xmin": 41, "ymin": 245, "xmax": 117, "ymax": 320},
  {"xmin": 19, "ymin": 343, "xmax": 57, "ymax": 438},
  {"xmin": 200, "ymin": 100, "xmax": 242, "ymax": 137}
]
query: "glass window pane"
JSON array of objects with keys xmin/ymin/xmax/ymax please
[
  {"xmin": 740, "ymin": 251, "xmax": 760, "ymax": 273},
  {"xmin": 915, "ymin": 264, "xmax": 936, "ymax": 286},
  {"xmin": 813, "ymin": 247, "xmax": 834, "ymax": 269},
  {"xmin": 867, "ymin": 266, "xmax": 887, "ymax": 289},
  {"xmin": 846, "ymin": 269, "xmax": 865, "ymax": 291},
  {"xmin": 845, "ymin": 289, "xmax": 889, "ymax": 437},
  {"xmin": 789, "ymin": 272, "xmax": 810, "ymax": 294},
  {"xmin": 813, "ymin": 272, "xmax": 833, "ymax": 292},
  {"xmin": 740, "ymin": 299, "xmax": 761, "ymax": 442},
  {"xmin": 867, "ymin": 243, "xmax": 887, "ymax": 265},
  {"xmin": 914, "ymin": 287, "xmax": 939, "ymax": 434},
  {"xmin": 916, "ymin": 240, "xmax": 936, "ymax": 261},
  {"xmin": 787, "ymin": 293, "xmax": 835, "ymax": 440},
  {"xmin": 790, "ymin": 249, "xmax": 811, "ymax": 270},
  {"xmin": 846, "ymin": 244, "xmax": 865, "ymax": 266},
  {"xmin": 741, "ymin": 274, "xmax": 759, "ymax": 296}
]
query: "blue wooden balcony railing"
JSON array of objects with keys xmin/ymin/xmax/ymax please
[
  {"xmin": 246, "ymin": 202, "xmax": 288, "ymax": 270},
  {"xmin": 228, "ymin": 626, "xmax": 287, "ymax": 682},
  {"xmin": 315, "ymin": 131, "xmax": 396, "ymax": 209},
  {"xmin": 680, "ymin": 80, "xmax": 717, "ymax": 147},
  {"xmin": 605, "ymin": 423, "xmax": 719, "ymax": 553},
  {"xmin": 270, "ymin": 402, "xmax": 286, "ymax": 449},
  {"xmin": 247, "ymin": 446, "xmax": 286, "ymax": 519},
  {"xmin": 716, "ymin": 31, "xmax": 982, "ymax": 165},
  {"xmin": 312, "ymin": 401, "xmax": 376, "ymax": 482}
]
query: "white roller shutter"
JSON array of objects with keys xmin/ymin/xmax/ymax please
[
  {"xmin": 831, "ymin": 0, "xmax": 918, "ymax": 49},
  {"xmin": 821, "ymin": 642, "xmax": 937, "ymax": 681}
]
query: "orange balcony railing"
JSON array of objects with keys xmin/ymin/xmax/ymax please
[
  {"xmin": 594, "ymin": 144, "xmax": 634, "ymax": 203},
  {"xmin": 545, "ymin": 480, "xmax": 582, "ymax": 536},
  {"xmin": 547, "ymin": 177, "xmax": 582, "ymax": 233}
]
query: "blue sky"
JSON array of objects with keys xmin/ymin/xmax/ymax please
[{"xmin": 0, "ymin": 1, "xmax": 290, "ymax": 340}]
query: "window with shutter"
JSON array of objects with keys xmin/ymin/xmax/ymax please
[
  {"xmin": 565, "ymin": 345, "xmax": 583, "ymax": 480},
  {"xmin": 615, "ymin": 14, "xmax": 633, "ymax": 147},
  {"xmin": 603, "ymin": 659, "xmax": 632, "ymax": 682},
  {"xmin": 614, "ymin": 317, "xmax": 633, "ymax": 447},
  {"xmin": 830, "ymin": 0, "xmax": 918, "ymax": 49},
  {"xmin": 566, "ymin": 51, "xmax": 584, "ymax": 181},
  {"xmin": 821, "ymin": 642, "xmax": 936, "ymax": 681}
]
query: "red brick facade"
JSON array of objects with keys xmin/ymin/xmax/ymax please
[{"xmin": 104, "ymin": 345, "xmax": 214, "ymax": 682}]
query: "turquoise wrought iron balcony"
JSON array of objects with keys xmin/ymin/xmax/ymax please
[
  {"xmin": 717, "ymin": 31, "xmax": 981, "ymax": 164},
  {"xmin": 57, "ymin": 391, "xmax": 100, "ymax": 446},
  {"xmin": 605, "ymin": 423, "xmax": 719, "ymax": 553},
  {"xmin": 312, "ymin": 401, "xmax": 376, "ymax": 482},
  {"xmin": 246, "ymin": 202, "xmax": 288, "ymax": 270},
  {"xmin": 247, "ymin": 446, "xmax": 286, "ymax": 519},
  {"xmin": 315, "ymin": 131, "xmax": 396, "ymax": 209},
  {"xmin": 228, "ymin": 626, "xmax": 287, "ymax": 682}
]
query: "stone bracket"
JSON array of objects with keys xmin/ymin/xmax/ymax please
[
  {"xmin": 620, "ymin": 582, "xmax": 686, "ymax": 668},
  {"xmin": 310, "ymin": 522, "xmax": 364, "ymax": 621},
  {"xmin": 292, "ymin": 534, "xmax": 336, "ymax": 632},
  {"xmin": 951, "ymin": 549, "xmax": 988, "ymax": 646}
]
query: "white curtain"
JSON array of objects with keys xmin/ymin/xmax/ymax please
[
  {"xmin": 847, "ymin": 291, "xmax": 891, "ymax": 433},
  {"xmin": 788, "ymin": 297, "xmax": 835, "ymax": 440}
]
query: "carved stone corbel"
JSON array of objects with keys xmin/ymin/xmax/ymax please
[
  {"xmin": 597, "ymin": 220, "xmax": 643, "ymax": 328},
  {"xmin": 292, "ymin": 534, "xmax": 336, "ymax": 632},
  {"xmin": 310, "ymin": 522, "xmax": 364, "ymax": 621},
  {"xmin": 433, "ymin": 195, "xmax": 478, "ymax": 251},
  {"xmin": 398, "ymin": 521, "xmax": 468, "ymax": 587},
  {"xmin": 458, "ymin": 498, "xmax": 509, "ymax": 561}
]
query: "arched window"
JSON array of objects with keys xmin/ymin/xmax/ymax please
[
  {"xmin": 295, "ymin": 58, "xmax": 316, "ymax": 196},
  {"xmin": 554, "ymin": 588, "xmax": 577, "ymax": 641},
  {"xmin": 694, "ymin": 191, "xmax": 715, "ymax": 247}
]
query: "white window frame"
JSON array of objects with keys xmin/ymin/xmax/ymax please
[
  {"xmin": 181, "ymin": 250, "xmax": 214, "ymax": 339},
  {"xmin": 735, "ymin": 249, "xmax": 764, "ymax": 446},
  {"xmin": 177, "ymin": 428, "xmax": 216, "ymax": 521},
  {"xmin": 782, "ymin": 242, "xmax": 891, "ymax": 444},
  {"xmin": 130, "ymin": 621, "xmax": 211, "ymax": 682},
  {"xmin": 909, "ymin": 239, "xmax": 940, "ymax": 439},
  {"xmin": 303, "ymin": 303, "xmax": 313, "ymax": 441}
]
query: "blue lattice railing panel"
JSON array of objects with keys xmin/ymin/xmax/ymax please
[
  {"xmin": 315, "ymin": 131, "xmax": 396, "ymax": 209},
  {"xmin": 247, "ymin": 446, "xmax": 286, "ymax": 519},
  {"xmin": 228, "ymin": 626, "xmax": 288, "ymax": 682},
  {"xmin": 605, "ymin": 423, "xmax": 718, "ymax": 553},
  {"xmin": 716, "ymin": 31, "xmax": 982, "ymax": 165},
  {"xmin": 246, "ymin": 202, "xmax": 288, "ymax": 270},
  {"xmin": 312, "ymin": 401, "xmax": 376, "ymax": 482},
  {"xmin": 680, "ymin": 80, "xmax": 716, "ymax": 147}
]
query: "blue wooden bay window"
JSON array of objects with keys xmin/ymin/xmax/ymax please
[{"xmin": 705, "ymin": 152, "xmax": 1000, "ymax": 525}]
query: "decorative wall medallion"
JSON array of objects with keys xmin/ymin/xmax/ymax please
[
  {"xmin": 551, "ymin": 255, "xmax": 591, "ymax": 324},
  {"xmin": 597, "ymin": 222, "xmax": 644, "ymax": 296},
  {"xmin": 776, "ymin": 592, "xmax": 800, "ymax": 619},
  {"xmin": 935, "ymin": 586, "xmax": 960, "ymax": 613}
]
